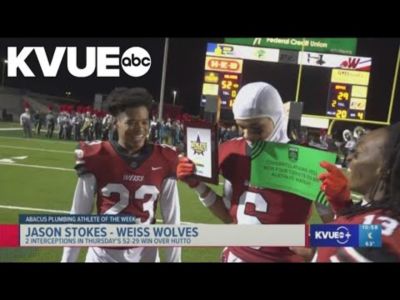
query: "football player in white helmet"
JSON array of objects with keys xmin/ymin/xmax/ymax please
[{"xmin": 177, "ymin": 82, "xmax": 332, "ymax": 262}]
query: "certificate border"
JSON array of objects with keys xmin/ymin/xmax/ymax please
[{"xmin": 184, "ymin": 120, "xmax": 219, "ymax": 185}]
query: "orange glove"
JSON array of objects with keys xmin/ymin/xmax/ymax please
[
  {"xmin": 176, "ymin": 156, "xmax": 200, "ymax": 188},
  {"xmin": 318, "ymin": 161, "xmax": 352, "ymax": 213}
]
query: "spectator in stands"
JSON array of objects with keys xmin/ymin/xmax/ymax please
[
  {"xmin": 91, "ymin": 114, "xmax": 101, "ymax": 140},
  {"xmin": 101, "ymin": 113, "xmax": 113, "ymax": 141},
  {"xmin": 219, "ymin": 125, "xmax": 226, "ymax": 143},
  {"xmin": 33, "ymin": 110, "xmax": 40, "ymax": 133},
  {"xmin": 65, "ymin": 112, "xmax": 73, "ymax": 140},
  {"xmin": 174, "ymin": 120, "xmax": 182, "ymax": 146},
  {"xmin": 164, "ymin": 118, "xmax": 172, "ymax": 144},
  {"xmin": 149, "ymin": 115, "xmax": 158, "ymax": 143},
  {"xmin": 36, "ymin": 111, "xmax": 45, "ymax": 136},
  {"xmin": 20, "ymin": 108, "xmax": 32, "ymax": 138},
  {"xmin": 72, "ymin": 112, "xmax": 82, "ymax": 141},
  {"xmin": 46, "ymin": 110, "xmax": 56, "ymax": 138},
  {"xmin": 81, "ymin": 112, "xmax": 92, "ymax": 141},
  {"xmin": 222, "ymin": 127, "xmax": 231, "ymax": 142}
]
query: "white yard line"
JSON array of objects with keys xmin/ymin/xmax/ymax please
[
  {"xmin": 0, "ymin": 145, "xmax": 73, "ymax": 154},
  {"xmin": 0, "ymin": 205, "xmax": 69, "ymax": 214},
  {"xmin": 0, "ymin": 135, "xmax": 74, "ymax": 145},
  {"xmin": 0, "ymin": 162, "xmax": 74, "ymax": 172}
]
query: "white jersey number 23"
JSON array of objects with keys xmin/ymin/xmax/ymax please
[{"xmin": 101, "ymin": 183, "xmax": 159, "ymax": 224}]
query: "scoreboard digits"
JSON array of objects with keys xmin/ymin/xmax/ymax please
[{"xmin": 327, "ymin": 69, "xmax": 370, "ymax": 120}]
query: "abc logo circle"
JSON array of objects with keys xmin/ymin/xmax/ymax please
[{"xmin": 121, "ymin": 47, "xmax": 151, "ymax": 77}]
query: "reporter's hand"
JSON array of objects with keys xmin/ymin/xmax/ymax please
[
  {"xmin": 176, "ymin": 156, "xmax": 200, "ymax": 188},
  {"xmin": 319, "ymin": 161, "xmax": 351, "ymax": 213}
]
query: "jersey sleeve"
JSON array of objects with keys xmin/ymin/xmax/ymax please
[
  {"xmin": 74, "ymin": 142, "xmax": 89, "ymax": 176},
  {"xmin": 159, "ymin": 144, "xmax": 180, "ymax": 178},
  {"xmin": 74, "ymin": 141, "xmax": 103, "ymax": 177},
  {"xmin": 61, "ymin": 173, "xmax": 97, "ymax": 262},
  {"xmin": 222, "ymin": 178, "xmax": 233, "ymax": 210},
  {"xmin": 159, "ymin": 177, "xmax": 181, "ymax": 262},
  {"xmin": 219, "ymin": 142, "xmax": 232, "ymax": 179},
  {"xmin": 218, "ymin": 139, "xmax": 246, "ymax": 181}
]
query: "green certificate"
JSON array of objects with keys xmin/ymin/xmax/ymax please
[{"xmin": 250, "ymin": 141, "xmax": 337, "ymax": 205}]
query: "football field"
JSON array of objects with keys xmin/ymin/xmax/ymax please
[{"xmin": 0, "ymin": 123, "xmax": 322, "ymax": 262}]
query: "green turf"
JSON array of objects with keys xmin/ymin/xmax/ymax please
[
  {"xmin": 0, "ymin": 122, "xmax": 21, "ymax": 128},
  {"xmin": 0, "ymin": 129, "xmax": 323, "ymax": 262}
]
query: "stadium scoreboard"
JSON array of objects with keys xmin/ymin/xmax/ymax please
[{"xmin": 201, "ymin": 38, "xmax": 399, "ymax": 124}]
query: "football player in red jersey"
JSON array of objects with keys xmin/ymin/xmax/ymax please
[
  {"xmin": 314, "ymin": 123, "xmax": 400, "ymax": 262},
  {"xmin": 177, "ymin": 82, "xmax": 333, "ymax": 262},
  {"xmin": 61, "ymin": 88, "xmax": 181, "ymax": 262}
]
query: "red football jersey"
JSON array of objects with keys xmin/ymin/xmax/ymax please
[
  {"xmin": 75, "ymin": 141, "xmax": 179, "ymax": 224},
  {"xmin": 315, "ymin": 209, "xmax": 400, "ymax": 262},
  {"xmin": 219, "ymin": 138, "xmax": 313, "ymax": 262}
]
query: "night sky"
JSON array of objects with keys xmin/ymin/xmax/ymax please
[
  {"xmin": 0, "ymin": 37, "xmax": 223, "ymax": 115},
  {"xmin": 0, "ymin": 38, "xmax": 399, "ymax": 122}
]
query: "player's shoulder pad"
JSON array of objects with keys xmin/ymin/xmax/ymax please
[
  {"xmin": 220, "ymin": 137, "xmax": 245, "ymax": 152},
  {"xmin": 75, "ymin": 141, "xmax": 104, "ymax": 160},
  {"xmin": 155, "ymin": 143, "xmax": 180, "ymax": 161},
  {"xmin": 219, "ymin": 137, "xmax": 246, "ymax": 161},
  {"xmin": 74, "ymin": 141, "xmax": 104, "ymax": 176}
]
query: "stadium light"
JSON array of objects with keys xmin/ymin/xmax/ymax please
[{"xmin": 172, "ymin": 90, "xmax": 177, "ymax": 106}]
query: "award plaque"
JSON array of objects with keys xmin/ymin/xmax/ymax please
[{"xmin": 184, "ymin": 120, "xmax": 218, "ymax": 184}]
